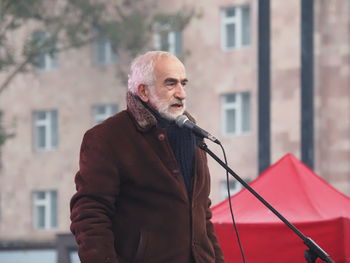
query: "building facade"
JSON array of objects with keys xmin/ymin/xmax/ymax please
[{"xmin": 0, "ymin": 0, "xmax": 349, "ymax": 262}]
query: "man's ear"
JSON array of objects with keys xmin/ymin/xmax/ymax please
[{"xmin": 136, "ymin": 84, "xmax": 149, "ymax": 102}]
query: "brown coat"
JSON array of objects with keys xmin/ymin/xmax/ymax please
[{"xmin": 70, "ymin": 92, "xmax": 225, "ymax": 263}]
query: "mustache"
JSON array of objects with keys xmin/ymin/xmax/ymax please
[{"xmin": 170, "ymin": 98, "xmax": 185, "ymax": 106}]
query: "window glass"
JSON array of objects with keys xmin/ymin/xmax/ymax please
[
  {"xmin": 51, "ymin": 111, "xmax": 58, "ymax": 148},
  {"xmin": 96, "ymin": 38, "xmax": 108, "ymax": 64},
  {"xmin": 242, "ymin": 92, "xmax": 251, "ymax": 132},
  {"xmin": 50, "ymin": 191, "xmax": 57, "ymax": 228},
  {"xmin": 36, "ymin": 111, "xmax": 46, "ymax": 121},
  {"xmin": 226, "ymin": 24, "xmax": 236, "ymax": 48},
  {"xmin": 226, "ymin": 109, "xmax": 236, "ymax": 134},
  {"xmin": 222, "ymin": 5, "xmax": 251, "ymax": 50},
  {"xmin": 93, "ymin": 104, "xmax": 118, "ymax": 125},
  {"xmin": 220, "ymin": 179, "xmax": 250, "ymax": 200},
  {"xmin": 36, "ymin": 192, "xmax": 46, "ymax": 200},
  {"xmin": 32, "ymin": 31, "xmax": 58, "ymax": 71},
  {"xmin": 110, "ymin": 104, "xmax": 118, "ymax": 114},
  {"xmin": 96, "ymin": 105, "xmax": 107, "ymax": 115},
  {"xmin": 242, "ymin": 6, "xmax": 251, "ymax": 46},
  {"xmin": 174, "ymin": 31, "xmax": 183, "ymax": 55},
  {"xmin": 222, "ymin": 92, "xmax": 251, "ymax": 135},
  {"xmin": 33, "ymin": 190, "xmax": 58, "ymax": 230},
  {"xmin": 94, "ymin": 37, "xmax": 117, "ymax": 65},
  {"xmin": 38, "ymin": 126, "xmax": 46, "ymax": 149},
  {"xmin": 33, "ymin": 110, "xmax": 58, "ymax": 151},
  {"xmin": 36, "ymin": 206, "xmax": 46, "ymax": 229},
  {"xmin": 225, "ymin": 8, "xmax": 236, "ymax": 17},
  {"xmin": 153, "ymin": 23, "xmax": 183, "ymax": 56},
  {"xmin": 226, "ymin": 93, "xmax": 236, "ymax": 103}
]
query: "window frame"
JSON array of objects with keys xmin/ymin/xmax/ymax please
[
  {"xmin": 33, "ymin": 31, "xmax": 58, "ymax": 71},
  {"xmin": 93, "ymin": 37, "xmax": 118, "ymax": 66},
  {"xmin": 221, "ymin": 92, "xmax": 251, "ymax": 136},
  {"xmin": 32, "ymin": 190, "xmax": 58, "ymax": 230},
  {"xmin": 153, "ymin": 23, "xmax": 182, "ymax": 56},
  {"xmin": 33, "ymin": 110, "xmax": 58, "ymax": 151},
  {"xmin": 221, "ymin": 5, "xmax": 251, "ymax": 51},
  {"xmin": 220, "ymin": 179, "xmax": 250, "ymax": 200},
  {"xmin": 220, "ymin": 180, "xmax": 242, "ymax": 200},
  {"xmin": 92, "ymin": 104, "xmax": 118, "ymax": 125}
]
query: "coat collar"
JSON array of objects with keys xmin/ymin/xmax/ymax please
[{"xmin": 126, "ymin": 91, "xmax": 196, "ymax": 132}]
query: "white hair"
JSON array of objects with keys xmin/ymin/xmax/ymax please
[{"xmin": 127, "ymin": 51, "xmax": 175, "ymax": 94}]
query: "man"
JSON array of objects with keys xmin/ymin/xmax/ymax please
[{"xmin": 70, "ymin": 51, "xmax": 225, "ymax": 263}]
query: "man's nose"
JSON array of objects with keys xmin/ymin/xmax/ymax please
[{"xmin": 174, "ymin": 83, "xmax": 186, "ymax": 100}]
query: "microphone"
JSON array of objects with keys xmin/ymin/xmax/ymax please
[{"xmin": 175, "ymin": 115, "xmax": 221, "ymax": 145}]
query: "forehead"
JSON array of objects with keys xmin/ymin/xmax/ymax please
[{"xmin": 153, "ymin": 56, "xmax": 186, "ymax": 81}]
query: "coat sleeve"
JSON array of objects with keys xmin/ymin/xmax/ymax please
[
  {"xmin": 70, "ymin": 130, "xmax": 121, "ymax": 263},
  {"xmin": 206, "ymin": 200, "xmax": 226, "ymax": 263}
]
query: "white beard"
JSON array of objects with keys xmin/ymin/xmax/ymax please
[{"xmin": 148, "ymin": 92, "xmax": 186, "ymax": 121}]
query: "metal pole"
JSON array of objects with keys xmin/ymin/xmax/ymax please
[
  {"xmin": 301, "ymin": 0, "xmax": 314, "ymax": 169},
  {"xmin": 258, "ymin": 0, "xmax": 271, "ymax": 174}
]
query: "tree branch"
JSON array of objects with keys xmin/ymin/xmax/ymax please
[
  {"xmin": 0, "ymin": 54, "xmax": 32, "ymax": 95},
  {"xmin": 0, "ymin": 32, "xmax": 99, "ymax": 95}
]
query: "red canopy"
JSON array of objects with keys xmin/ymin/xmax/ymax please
[{"xmin": 212, "ymin": 154, "xmax": 350, "ymax": 263}]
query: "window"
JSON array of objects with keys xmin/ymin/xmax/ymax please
[
  {"xmin": 94, "ymin": 37, "xmax": 117, "ymax": 65},
  {"xmin": 92, "ymin": 104, "xmax": 118, "ymax": 125},
  {"xmin": 154, "ymin": 23, "xmax": 182, "ymax": 56},
  {"xmin": 32, "ymin": 31, "xmax": 58, "ymax": 71},
  {"xmin": 221, "ymin": 5, "xmax": 251, "ymax": 50},
  {"xmin": 33, "ymin": 190, "xmax": 57, "ymax": 230},
  {"xmin": 0, "ymin": 250, "xmax": 57, "ymax": 262},
  {"xmin": 221, "ymin": 92, "xmax": 251, "ymax": 135},
  {"xmin": 70, "ymin": 251, "xmax": 80, "ymax": 263},
  {"xmin": 220, "ymin": 180, "xmax": 242, "ymax": 200},
  {"xmin": 220, "ymin": 179, "xmax": 250, "ymax": 200},
  {"xmin": 33, "ymin": 110, "xmax": 58, "ymax": 151}
]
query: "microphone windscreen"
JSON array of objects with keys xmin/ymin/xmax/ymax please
[{"xmin": 175, "ymin": 115, "xmax": 188, "ymax": 128}]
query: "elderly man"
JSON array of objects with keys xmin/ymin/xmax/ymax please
[{"xmin": 70, "ymin": 51, "xmax": 225, "ymax": 263}]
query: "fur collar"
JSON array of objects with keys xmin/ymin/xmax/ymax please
[{"xmin": 126, "ymin": 92, "xmax": 196, "ymax": 132}]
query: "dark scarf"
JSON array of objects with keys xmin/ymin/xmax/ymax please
[{"xmin": 141, "ymin": 100, "xmax": 196, "ymax": 194}]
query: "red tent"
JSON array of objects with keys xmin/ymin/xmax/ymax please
[{"xmin": 212, "ymin": 154, "xmax": 350, "ymax": 263}]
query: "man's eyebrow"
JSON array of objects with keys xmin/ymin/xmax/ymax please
[
  {"xmin": 164, "ymin": 78, "xmax": 178, "ymax": 83},
  {"xmin": 164, "ymin": 78, "xmax": 189, "ymax": 83}
]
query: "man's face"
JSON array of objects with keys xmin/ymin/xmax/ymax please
[{"xmin": 147, "ymin": 56, "xmax": 188, "ymax": 120}]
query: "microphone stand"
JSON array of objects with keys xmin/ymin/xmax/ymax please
[{"xmin": 197, "ymin": 140, "xmax": 335, "ymax": 263}]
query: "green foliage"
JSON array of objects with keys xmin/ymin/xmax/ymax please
[
  {"xmin": 0, "ymin": 0, "xmax": 106, "ymax": 72},
  {"xmin": 103, "ymin": 11, "xmax": 152, "ymax": 58},
  {"xmin": 5, "ymin": 0, "xmax": 44, "ymax": 20},
  {"xmin": 0, "ymin": 0, "xmax": 197, "ymax": 147},
  {"xmin": 153, "ymin": 8, "xmax": 197, "ymax": 32},
  {"xmin": 0, "ymin": 0, "xmax": 197, "ymax": 94}
]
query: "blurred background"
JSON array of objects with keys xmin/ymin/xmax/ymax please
[{"xmin": 0, "ymin": 0, "xmax": 349, "ymax": 262}]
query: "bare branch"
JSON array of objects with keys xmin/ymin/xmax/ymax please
[
  {"xmin": 0, "ymin": 30, "xmax": 99, "ymax": 95},
  {"xmin": 0, "ymin": 54, "xmax": 32, "ymax": 95}
]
